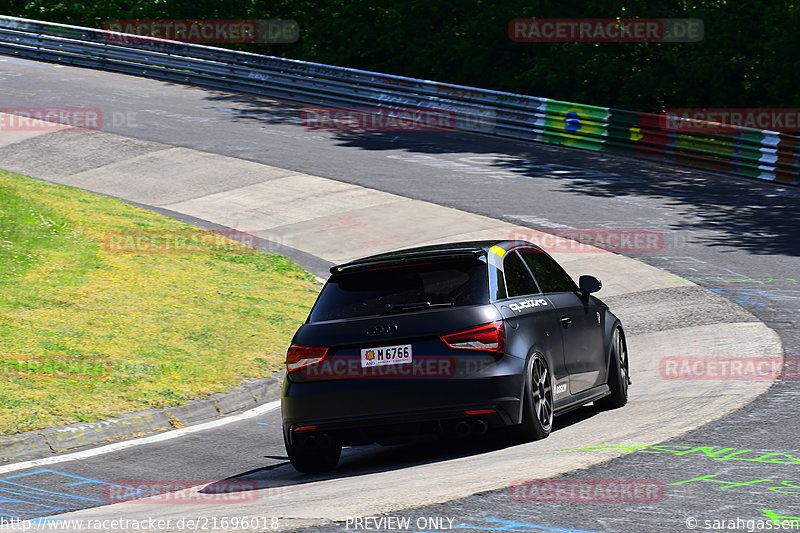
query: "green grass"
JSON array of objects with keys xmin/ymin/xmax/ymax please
[{"xmin": 0, "ymin": 170, "xmax": 320, "ymax": 435}]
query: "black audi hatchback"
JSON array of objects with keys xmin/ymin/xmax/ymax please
[{"xmin": 281, "ymin": 240, "xmax": 629, "ymax": 473}]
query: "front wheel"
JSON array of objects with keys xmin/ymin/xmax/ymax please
[
  {"xmin": 514, "ymin": 353, "xmax": 553, "ymax": 442},
  {"xmin": 595, "ymin": 327, "xmax": 629, "ymax": 410}
]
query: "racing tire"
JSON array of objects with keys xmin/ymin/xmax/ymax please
[
  {"xmin": 595, "ymin": 326, "xmax": 629, "ymax": 410},
  {"xmin": 514, "ymin": 352, "xmax": 553, "ymax": 442}
]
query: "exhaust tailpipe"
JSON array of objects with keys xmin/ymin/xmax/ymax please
[
  {"xmin": 456, "ymin": 421, "xmax": 471, "ymax": 436},
  {"xmin": 471, "ymin": 419, "xmax": 488, "ymax": 435}
]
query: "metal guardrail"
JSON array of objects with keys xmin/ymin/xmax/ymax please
[{"xmin": 1, "ymin": 15, "xmax": 798, "ymax": 186}]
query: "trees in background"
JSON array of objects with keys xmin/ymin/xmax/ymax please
[{"xmin": 7, "ymin": 0, "xmax": 799, "ymax": 111}]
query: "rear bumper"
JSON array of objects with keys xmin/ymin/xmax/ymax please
[
  {"xmin": 281, "ymin": 354, "xmax": 525, "ymax": 445},
  {"xmin": 284, "ymin": 405, "xmax": 517, "ymax": 446}
]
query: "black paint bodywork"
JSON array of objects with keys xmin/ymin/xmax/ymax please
[{"xmin": 281, "ymin": 240, "xmax": 623, "ymax": 447}]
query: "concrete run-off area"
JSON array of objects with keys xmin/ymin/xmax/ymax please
[{"xmin": 0, "ymin": 115, "xmax": 784, "ymax": 529}]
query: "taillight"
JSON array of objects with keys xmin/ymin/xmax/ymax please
[
  {"xmin": 465, "ymin": 409, "xmax": 497, "ymax": 415},
  {"xmin": 286, "ymin": 345, "xmax": 328, "ymax": 372},
  {"xmin": 442, "ymin": 321, "xmax": 505, "ymax": 353}
]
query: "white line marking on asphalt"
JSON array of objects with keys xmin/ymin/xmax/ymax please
[{"xmin": 0, "ymin": 400, "xmax": 281, "ymax": 475}]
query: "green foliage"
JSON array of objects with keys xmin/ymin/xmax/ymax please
[{"xmin": 7, "ymin": 0, "xmax": 799, "ymax": 110}]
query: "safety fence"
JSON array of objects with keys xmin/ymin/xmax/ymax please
[{"xmin": 1, "ymin": 15, "xmax": 797, "ymax": 186}]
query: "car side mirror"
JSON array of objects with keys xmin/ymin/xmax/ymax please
[{"xmin": 579, "ymin": 275, "xmax": 602, "ymax": 294}]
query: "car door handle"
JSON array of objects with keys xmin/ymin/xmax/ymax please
[{"xmin": 560, "ymin": 316, "xmax": 572, "ymax": 328}]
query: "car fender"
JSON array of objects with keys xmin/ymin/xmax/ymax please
[
  {"xmin": 602, "ymin": 311, "xmax": 625, "ymax": 381},
  {"xmin": 513, "ymin": 346, "xmax": 557, "ymax": 424}
]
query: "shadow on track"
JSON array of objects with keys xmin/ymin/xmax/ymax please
[
  {"xmin": 200, "ymin": 405, "xmax": 599, "ymax": 497},
  {"xmin": 193, "ymin": 90, "xmax": 800, "ymax": 258}
]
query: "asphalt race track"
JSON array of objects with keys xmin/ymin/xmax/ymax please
[{"xmin": 1, "ymin": 56, "xmax": 799, "ymax": 532}]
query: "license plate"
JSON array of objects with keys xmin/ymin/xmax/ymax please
[{"xmin": 361, "ymin": 344, "xmax": 412, "ymax": 368}]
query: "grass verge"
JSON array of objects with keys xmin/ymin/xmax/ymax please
[{"xmin": 0, "ymin": 170, "xmax": 320, "ymax": 435}]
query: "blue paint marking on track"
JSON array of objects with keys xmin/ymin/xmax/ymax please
[
  {"xmin": 710, "ymin": 287, "xmax": 772, "ymax": 307},
  {"xmin": 451, "ymin": 518, "xmax": 596, "ymax": 533},
  {"xmin": 0, "ymin": 469, "xmax": 147, "ymax": 519},
  {"xmin": 257, "ymin": 422, "xmax": 270, "ymax": 425}
]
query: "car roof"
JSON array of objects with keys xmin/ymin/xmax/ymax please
[{"xmin": 330, "ymin": 239, "xmax": 541, "ymax": 274}]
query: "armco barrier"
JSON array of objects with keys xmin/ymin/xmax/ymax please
[{"xmin": 0, "ymin": 15, "xmax": 798, "ymax": 186}]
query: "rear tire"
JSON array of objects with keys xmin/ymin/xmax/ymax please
[
  {"xmin": 595, "ymin": 327, "xmax": 629, "ymax": 410},
  {"xmin": 283, "ymin": 430, "xmax": 342, "ymax": 474},
  {"xmin": 514, "ymin": 353, "xmax": 553, "ymax": 442}
]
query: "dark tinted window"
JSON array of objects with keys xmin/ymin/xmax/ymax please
[
  {"xmin": 309, "ymin": 259, "xmax": 489, "ymax": 322},
  {"xmin": 518, "ymin": 248, "xmax": 577, "ymax": 293},
  {"xmin": 503, "ymin": 251, "xmax": 540, "ymax": 297}
]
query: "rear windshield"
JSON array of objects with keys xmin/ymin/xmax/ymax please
[{"xmin": 309, "ymin": 258, "xmax": 490, "ymax": 322}]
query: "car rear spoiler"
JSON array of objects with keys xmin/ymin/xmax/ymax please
[{"xmin": 330, "ymin": 249, "xmax": 486, "ymax": 274}]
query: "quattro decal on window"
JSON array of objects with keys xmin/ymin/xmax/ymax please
[{"xmin": 508, "ymin": 298, "xmax": 549, "ymax": 312}]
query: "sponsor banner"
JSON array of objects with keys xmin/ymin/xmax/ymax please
[
  {"xmin": 103, "ymin": 19, "xmax": 299, "ymax": 43},
  {"xmin": 102, "ymin": 230, "xmax": 259, "ymax": 254},
  {"xmin": 105, "ymin": 480, "xmax": 260, "ymax": 504},
  {"xmin": 508, "ymin": 228, "xmax": 664, "ymax": 253},
  {"xmin": 0, "ymin": 108, "xmax": 102, "ymax": 131},
  {"xmin": 509, "ymin": 479, "xmax": 664, "ymax": 503},
  {"xmin": 606, "ymin": 110, "xmax": 671, "ymax": 157},
  {"xmin": 542, "ymin": 101, "xmax": 608, "ymax": 151},
  {"xmin": 660, "ymin": 357, "xmax": 800, "ymax": 381},
  {"xmin": 509, "ymin": 18, "xmax": 703, "ymax": 43},
  {"xmin": 662, "ymin": 108, "xmax": 800, "ymax": 133},
  {"xmin": 301, "ymin": 107, "xmax": 456, "ymax": 131},
  {"xmin": 447, "ymin": 106, "xmax": 497, "ymax": 133}
]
